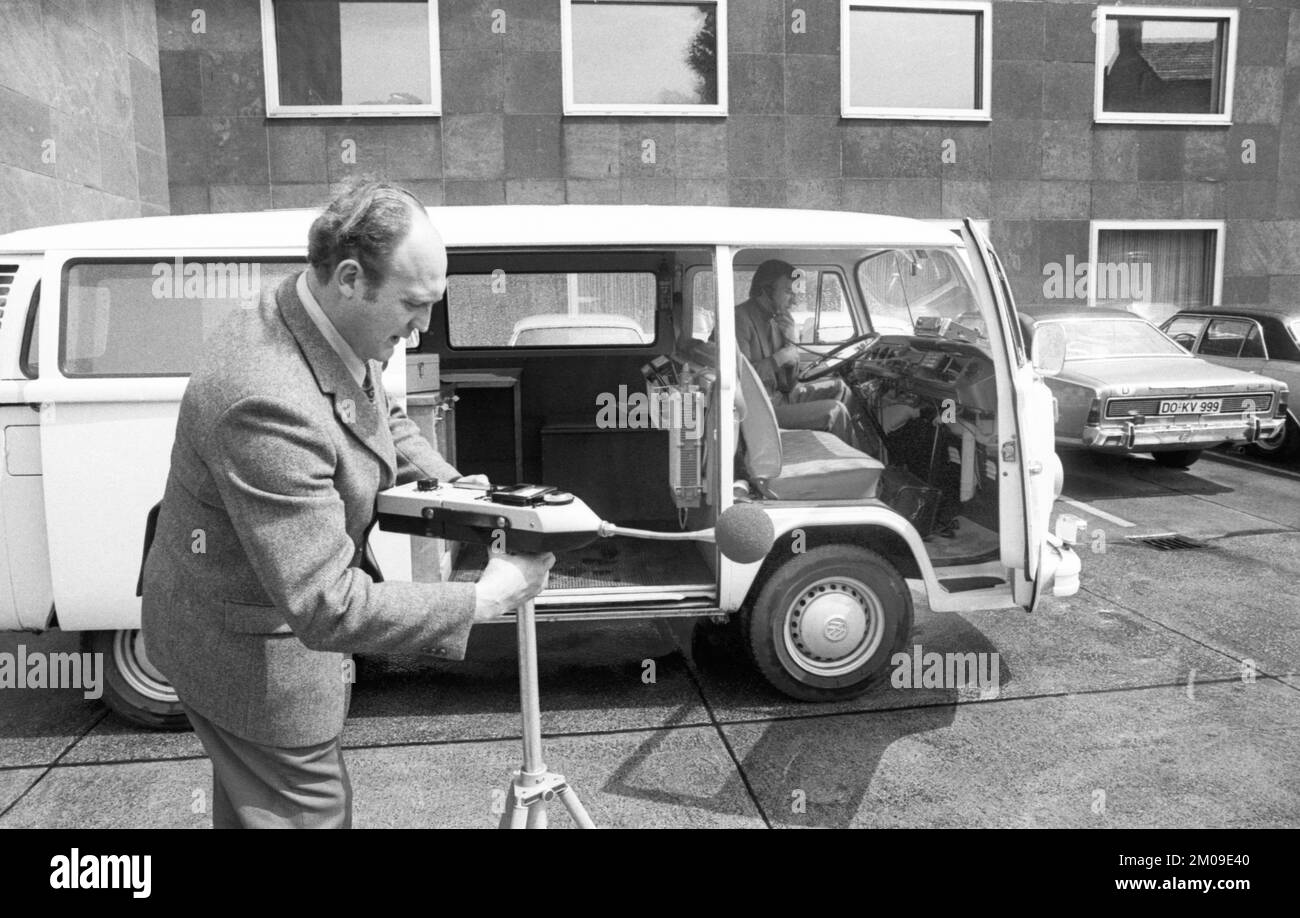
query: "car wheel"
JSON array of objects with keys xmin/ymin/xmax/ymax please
[
  {"xmin": 1245, "ymin": 416, "xmax": 1300, "ymax": 463},
  {"xmin": 743, "ymin": 545, "xmax": 912, "ymax": 702},
  {"xmin": 1152, "ymin": 449, "xmax": 1202, "ymax": 468},
  {"xmin": 83, "ymin": 630, "xmax": 189, "ymax": 730}
]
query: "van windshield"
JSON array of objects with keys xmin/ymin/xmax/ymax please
[{"xmin": 856, "ymin": 248, "xmax": 988, "ymax": 342}]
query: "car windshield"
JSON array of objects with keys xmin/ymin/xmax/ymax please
[
  {"xmin": 1288, "ymin": 318, "xmax": 1300, "ymax": 348},
  {"xmin": 1052, "ymin": 318, "xmax": 1187, "ymax": 359}
]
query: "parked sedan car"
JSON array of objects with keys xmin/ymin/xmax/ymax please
[
  {"xmin": 507, "ymin": 312, "xmax": 652, "ymax": 347},
  {"xmin": 1019, "ymin": 306, "xmax": 1289, "ymax": 468},
  {"xmin": 1159, "ymin": 305, "xmax": 1300, "ymax": 461}
]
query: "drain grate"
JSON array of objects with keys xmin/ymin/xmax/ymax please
[{"xmin": 1126, "ymin": 533, "xmax": 1206, "ymax": 551}]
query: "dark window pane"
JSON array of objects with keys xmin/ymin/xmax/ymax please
[
  {"xmin": 848, "ymin": 7, "xmax": 981, "ymax": 110},
  {"xmin": 1102, "ymin": 16, "xmax": 1227, "ymax": 114},
  {"xmin": 571, "ymin": 2, "xmax": 717, "ymax": 106},
  {"xmin": 274, "ymin": 0, "xmax": 431, "ymax": 107},
  {"xmin": 1242, "ymin": 324, "xmax": 1266, "ymax": 359},
  {"xmin": 448, "ymin": 272, "xmax": 656, "ymax": 347},
  {"xmin": 1201, "ymin": 318, "xmax": 1253, "ymax": 358}
]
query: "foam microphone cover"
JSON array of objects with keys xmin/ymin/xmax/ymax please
[{"xmin": 715, "ymin": 503, "xmax": 776, "ymax": 564}]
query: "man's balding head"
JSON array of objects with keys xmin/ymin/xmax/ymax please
[{"xmin": 307, "ymin": 181, "xmax": 427, "ymax": 297}]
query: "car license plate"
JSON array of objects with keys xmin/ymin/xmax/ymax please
[{"xmin": 1158, "ymin": 398, "xmax": 1221, "ymax": 415}]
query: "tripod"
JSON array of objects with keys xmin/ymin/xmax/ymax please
[{"xmin": 498, "ymin": 599, "xmax": 596, "ymax": 828}]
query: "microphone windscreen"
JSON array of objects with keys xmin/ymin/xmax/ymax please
[{"xmin": 715, "ymin": 503, "xmax": 776, "ymax": 564}]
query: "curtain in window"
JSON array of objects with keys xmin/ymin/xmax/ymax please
[{"xmin": 1096, "ymin": 228, "xmax": 1215, "ymax": 324}]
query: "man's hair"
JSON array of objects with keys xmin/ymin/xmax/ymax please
[
  {"xmin": 750, "ymin": 259, "xmax": 799, "ymax": 299},
  {"xmin": 307, "ymin": 180, "xmax": 425, "ymax": 296}
]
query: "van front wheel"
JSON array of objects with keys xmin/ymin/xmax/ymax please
[
  {"xmin": 83, "ymin": 630, "xmax": 188, "ymax": 730},
  {"xmin": 744, "ymin": 545, "xmax": 913, "ymax": 702}
]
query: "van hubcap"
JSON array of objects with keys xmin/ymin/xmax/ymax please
[
  {"xmin": 784, "ymin": 578, "xmax": 884, "ymax": 677},
  {"xmin": 113, "ymin": 630, "xmax": 178, "ymax": 703}
]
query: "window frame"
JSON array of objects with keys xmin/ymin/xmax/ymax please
[
  {"xmin": 1087, "ymin": 219, "xmax": 1226, "ymax": 314},
  {"xmin": 259, "ymin": 0, "xmax": 442, "ymax": 118},
  {"xmin": 560, "ymin": 0, "xmax": 728, "ymax": 117},
  {"xmin": 840, "ymin": 0, "xmax": 992, "ymax": 121},
  {"xmin": 1092, "ymin": 5, "xmax": 1238, "ymax": 126},
  {"xmin": 1202, "ymin": 315, "xmax": 1269, "ymax": 360}
]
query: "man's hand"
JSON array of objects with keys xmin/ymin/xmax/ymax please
[
  {"xmin": 455, "ymin": 473, "xmax": 491, "ymax": 488},
  {"xmin": 473, "ymin": 551, "xmax": 556, "ymax": 622},
  {"xmin": 773, "ymin": 344, "xmax": 800, "ymax": 368}
]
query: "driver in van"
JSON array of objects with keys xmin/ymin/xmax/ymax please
[
  {"xmin": 734, "ymin": 259, "xmax": 859, "ymax": 447},
  {"xmin": 142, "ymin": 181, "xmax": 554, "ymax": 829}
]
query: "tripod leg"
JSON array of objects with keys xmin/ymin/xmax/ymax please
[
  {"xmin": 556, "ymin": 784, "xmax": 596, "ymax": 829},
  {"xmin": 525, "ymin": 801, "xmax": 548, "ymax": 829}
]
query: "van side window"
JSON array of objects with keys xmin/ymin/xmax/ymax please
[
  {"xmin": 20, "ymin": 283, "xmax": 39, "ymax": 379},
  {"xmin": 61, "ymin": 260, "xmax": 299, "ymax": 377},
  {"xmin": 446, "ymin": 271, "xmax": 657, "ymax": 348},
  {"xmin": 689, "ymin": 265, "xmax": 858, "ymax": 345}
]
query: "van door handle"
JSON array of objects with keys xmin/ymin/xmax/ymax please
[{"xmin": 1027, "ymin": 460, "xmax": 1043, "ymax": 475}]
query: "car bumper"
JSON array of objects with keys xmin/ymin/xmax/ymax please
[{"xmin": 1080, "ymin": 416, "xmax": 1286, "ymax": 452}]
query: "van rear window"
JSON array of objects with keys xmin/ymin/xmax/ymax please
[
  {"xmin": 61, "ymin": 260, "xmax": 300, "ymax": 377},
  {"xmin": 446, "ymin": 271, "xmax": 656, "ymax": 348}
]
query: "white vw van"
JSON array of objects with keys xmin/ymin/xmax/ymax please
[{"xmin": 0, "ymin": 205, "xmax": 1079, "ymax": 727}]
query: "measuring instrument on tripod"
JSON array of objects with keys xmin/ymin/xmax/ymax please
[{"xmin": 377, "ymin": 477, "xmax": 775, "ymax": 828}]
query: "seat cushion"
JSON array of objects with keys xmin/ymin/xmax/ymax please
[{"xmin": 757, "ymin": 429, "xmax": 885, "ymax": 501}]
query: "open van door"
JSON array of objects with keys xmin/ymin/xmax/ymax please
[{"xmin": 958, "ymin": 221, "xmax": 1076, "ymax": 611}]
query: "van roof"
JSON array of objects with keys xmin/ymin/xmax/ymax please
[{"xmin": 0, "ymin": 205, "xmax": 963, "ymax": 254}]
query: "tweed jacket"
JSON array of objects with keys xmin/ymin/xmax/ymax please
[{"xmin": 142, "ymin": 272, "xmax": 476, "ymax": 747}]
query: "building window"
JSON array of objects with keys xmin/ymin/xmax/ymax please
[
  {"xmin": 1093, "ymin": 6, "xmax": 1237, "ymax": 125},
  {"xmin": 840, "ymin": 1, "xmax": 991, "ymax": 120},
  {"xmin": 1089, "ymin": 221, "xmax": 1224, "ymax": 326},
  {"xmin": 561, "ymin": 0, "xmax": 726, "ymax": 116},
  {"xmin": 260, "ymin": 0, "xmax": 440, "ymax": 117}
]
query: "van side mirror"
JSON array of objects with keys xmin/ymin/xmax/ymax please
[{"xmin": 1031, "ymin": 323, "xmax": 1066, "ymax": 377}]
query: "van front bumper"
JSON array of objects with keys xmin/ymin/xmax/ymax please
[{"xmin": 1081, "ymin": 416, "xmax": 1285, "ymax": 453}]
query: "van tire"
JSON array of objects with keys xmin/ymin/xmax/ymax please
[
  {"xmin": 743, "ymin": 545, "xmax": 912, "ymax": 702},
  {"xmin": 83, "ymin": 630, "xmax": 188, "ymax": 730}
]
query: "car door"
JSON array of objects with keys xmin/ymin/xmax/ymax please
[
  {"xmin": 1197, "ymin": 317, "xmax": 1269, "ymax": 376},
  {"xmin": 958, "ymin": 221, "xmax": 1061, "ymax": 611}
]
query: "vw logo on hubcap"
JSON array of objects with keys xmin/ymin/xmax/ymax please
[{"xmin": 823, "ymin": 616, "xmax": 849, "ymax": 642}]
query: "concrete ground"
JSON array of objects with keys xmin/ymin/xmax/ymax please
[{"xmin": 1, "ymin": 448, "xmax": 1297, "ymax": 828}]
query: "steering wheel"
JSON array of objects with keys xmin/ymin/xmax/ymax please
[{"xmin": 797, "ymin": 331, "xmax": 880, "ymax": 382}]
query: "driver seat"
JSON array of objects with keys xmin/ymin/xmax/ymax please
[{"xmin": 737, "ymin": 354, "xmax": 884, "ymax": 500}]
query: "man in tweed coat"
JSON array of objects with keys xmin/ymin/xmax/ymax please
[{"xmin": 142, "ymin": 182, "xmax": 553, "ymax": 828}]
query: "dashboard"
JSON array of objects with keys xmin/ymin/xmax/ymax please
[{"xmin": 850, "ymin": 336, "xmax": 997, "ymax": 417}]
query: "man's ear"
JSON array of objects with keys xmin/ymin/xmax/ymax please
[{"xmin": 335, "ymin": 259, "xmax": 363, "ymax": 299}]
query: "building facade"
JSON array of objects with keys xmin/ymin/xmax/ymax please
[
  {"xmin": 2, "ymin": 0, "xmax": 1298, "ymax": 319},
  {"xmin": 0, "ymin": 0, "xmax": 169, "ymax": 231}
]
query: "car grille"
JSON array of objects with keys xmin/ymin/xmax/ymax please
[{"xmin": 1104, "ymin": 393, "xmax": 1274, "ymax": 419}]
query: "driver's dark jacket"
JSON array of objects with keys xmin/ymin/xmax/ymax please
[{"xmin": 734, "ymin": 297, "xmax": 799, "ymax": 395}]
